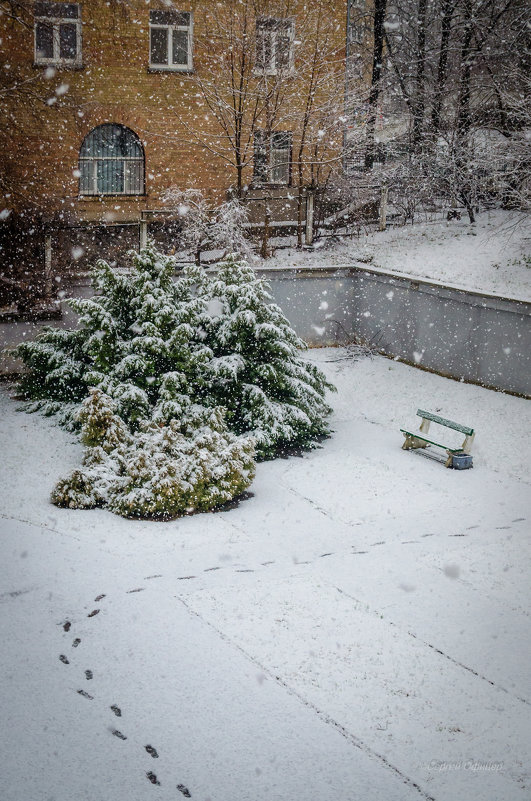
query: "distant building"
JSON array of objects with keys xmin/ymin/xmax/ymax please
[{"xmin": 0, "ymin": 0, "xmax": 369, "ymax": 307}]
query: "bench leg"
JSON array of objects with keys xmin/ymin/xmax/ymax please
[
  {"xmin": 445, "ymin": 451, "xmax": 453, "ymax": 468},
  {"xmin": 462, "ymin": 433, "xmax": 475, "ymax": 455},
  {"xmin": 403, "ymin": 434, "xmax": 428, "ymax": 450}
]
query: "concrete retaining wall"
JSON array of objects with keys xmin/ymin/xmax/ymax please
[
  {"xmin": 260, "ymin": 266, "xmax": 531, "ymax": 397},
  {"xmin": 2, "ymin": 266, "xmax": 530, "ymax": 397}
]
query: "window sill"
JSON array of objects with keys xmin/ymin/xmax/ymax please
[
  {"xmin": 33, "ymin": 61, "xmax": 84, "ymax": 70},
  {"xmin": 78, "ymin": 194, "xmax": 147, "ymax": 201},
  {"xmin": 147, "ymin": 65, "xmax": 194, "ymax": 74}
]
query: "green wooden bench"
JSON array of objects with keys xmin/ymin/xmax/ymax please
[{"xmin": 400, "ymin": 409, "xmax": 475, "ymax": 468}]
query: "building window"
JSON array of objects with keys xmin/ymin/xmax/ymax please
[
  {"xmin": 253, "ymin": 131, "xmax": 292, "ymax": 185},
  {"xmin": 255, "ymin": 18, "xmax": 294, "ymax": 75},
  {"xmin": 149, "ymin": 10, "xmax": 192, "ymax": 71},
  {"xmin": 34, "ymin": 2, "xmax": 81, "ymax": 66},
  {"xmin": 79, "ymin": 124, "xmax": 144, "ymax": 196}
]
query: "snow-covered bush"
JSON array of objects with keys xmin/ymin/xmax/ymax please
[
  {"xmin": 199, "ymin": 255, "xmax": 336, "ymax": 458},
  {"xmin": 163, "ymin": 187, "xmax": 252, "ymax": 263},
  {"xmin": 52, "ymin": 389, "xmax": 255, "ymax": 519},
  {"xmin": 14, "ymin": 243, "xmax": 211, "ymax": 430},
  {"xmin": 15, "ymin": 244, "xmax": 335, "ymax": 466}
]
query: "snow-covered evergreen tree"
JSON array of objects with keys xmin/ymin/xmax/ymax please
[
  {"xmin": 52, "ymin": 388, "xmax": 255, "ymax": 519},
  {"xmin": 15, "ymin": 244, "xmax": 336, "ymax": 468},
  {"xmin": 14, "ymin": 243, "xmax": 211, "ymax": 430},
  {"xmin": 199, "ymin": 255, "xmax": 336, "ymax": 458}
]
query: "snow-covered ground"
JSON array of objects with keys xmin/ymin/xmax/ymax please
[
  {"xmin": 265, "ymin": 210, "xmax": 531, "ymax": 302},
  {"xmin": 1, "ymin": 351, "xmax": 530, "ymax": 801}
]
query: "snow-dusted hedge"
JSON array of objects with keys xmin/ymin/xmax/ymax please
[
  {"xmin": 52, "ymin": 389, "xmax": 255, "ymax": 519},
  {"xmin": 199, "ymin": 256, "xmax": 335, "ymax": 458},
  {"xmin": 15, "ymin": 244, "xmax": 335, "ymax": 517},
  {"xmin": 15, "ymin": 244, "xmax": 335, "ymax": 459}
]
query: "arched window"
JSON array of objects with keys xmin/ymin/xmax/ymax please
[{"xmin": 79, "ymin": 124, "xmax": 144, "ymax": 196}]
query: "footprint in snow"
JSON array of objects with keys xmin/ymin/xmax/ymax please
[
  {"xmin": 59, "ymin": 654, "xmax": 70, "ymax": 664},
  {"xmin": 177, "ymin": 784, "xmax": 191, "ymax": 797},
  {"xmin": 77, "ymin": 689, "xmax": 93, "ymax": 700},
  {"xmin": 204, "ymin": 567, "xmax": 221, "ymax": 572},
  {"xmin": 87, "ymin": 609, "xmax": 100, "ymax": 618},
  {"xmin": 145, "ymin": 745, "xmax": 159, "ymax": 758},
  {"xmin": 319, "ymin": 552, "xmax": 333, "ymax": 558},
  {"xmin": 144, "ymin": 574, "xmax": 163, "ymax": 580},
  {"xmin": 72, "ymin": 638, "xmax": 81, "ymax": 648},
  {"xmin": 110, "ymin": 705, "xmax": 122, "ymax": 717},
  {"xmin": 63, "ymin": 621, "xmax": 71, "ymax": 632},
  {"xmin": 94, "ymin": 594, "xmax": 106, "ymax": 602},
  {"xmin": 146, "ymin": 772, "xmax": 160, "ymax": 786},
  {"xmin": 112, "ymin": 729, "xmax": 127, "ymax": 741},
  {"xmin": 85, "ymin": 670, "xmax": 93, "ymax": 680},
  {"xmin": 127, "ymin": 588, "xmax": 145, "ymax": 593}
]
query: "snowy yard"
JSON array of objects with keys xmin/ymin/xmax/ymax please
[
  {"xmin": 1, "ymin": 350, "xmax": 530, "ymax": 801},
  {"xmin": 266, "ymin": 210, "xmax": 531, "ymax": 302}
]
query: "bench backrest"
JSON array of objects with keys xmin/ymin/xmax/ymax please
[{"xmin": 416, "ymin": 409, "xmax": 474, "ymax": 436}]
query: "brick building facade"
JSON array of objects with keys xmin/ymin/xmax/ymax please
[{"xmin": 0, "ymin": 0, "xmax": 365, "ymax": 305}]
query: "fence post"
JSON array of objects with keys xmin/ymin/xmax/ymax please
[
  {"xmin": 305, "ymin": 191, "xmax": 314, "ymax": 245},
  {"xmin": 44, "ymin": 233, "xmax": 53, "ymax": 298},
  {"xmin": 379, "ymin": 185, "xmax": 388, "ymax": 231},
  {"xmin": 139, "ymin": 219, "xmax": 148, "ymax": 249}
]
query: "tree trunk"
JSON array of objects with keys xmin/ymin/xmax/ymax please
[
  {"xmin": 412, "ymin": 0, "xmax": 428, "ymax": 149},
  {"xmin": 364, "ymin": 0, "xmax": 387, "ymax": 170},
  {"xmin": 430, "ymin": 0, "xmax": 455, "ymax": 141}
]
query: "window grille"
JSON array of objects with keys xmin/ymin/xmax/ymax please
[
  {"xmin": 255, "ymin": 18, "xmax": 294, "ymax": 75},
  {"xmin": 253, "ymin": 131, "xmax": 292, "ymax": 185},
  {"xmin": 149, "ymin": 10, "xmax": 192, "ymax": 71},
  {"xmin": 34, "ymin": 2, "xmax": 81, "ymax": 66},
  {"xmin": 79, "ymin": 124, "xmax": 145, "ymax": 196}
]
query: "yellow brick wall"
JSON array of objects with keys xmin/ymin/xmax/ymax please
[{"xmin": 1, "ymin": 0, "xmax": 351, "ymax": 226}]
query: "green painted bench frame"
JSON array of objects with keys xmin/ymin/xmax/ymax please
[{"xmin": 400, "ymin": 409, "xmax": 475, "ymax": 468}]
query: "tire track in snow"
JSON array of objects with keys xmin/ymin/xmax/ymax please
[
  {"xmin": 334, "ymin": 586, "xmax": 531, "ymax": 708},
  {"xmin": 177, "ymin": 595, "xmax": 437, "ymax": 801}
]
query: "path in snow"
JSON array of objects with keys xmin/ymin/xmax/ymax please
[{"xmin": 1, "ymin": 351, "xmax": 530, "ymax": 801}]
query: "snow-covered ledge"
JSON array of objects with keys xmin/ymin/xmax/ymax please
[{"xmin": 1, "ymin": 266, "xmax": 530, "ymax": 397}]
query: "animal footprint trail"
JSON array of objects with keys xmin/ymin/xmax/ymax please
[
  {"xmin": 94, "ymin": 594, "xmax": 106, "ymax": 602},
  {"xmin": 87, "ymin": 609, "xmax": 100, "ymax": 618},
  {"xmin": 77, "ymin": 689, "xmax": 93, "ymax": 700},
  {"xmin": 59, "ymin": 654, "xmax": 70, "ymax": 664},
  {"xmin": 146, "ymin": 771, "xmax": 160, "ymax": 785},
  {"xmin": 145, "ymin": 745, "xmax": 159, "ymax": 758},
  {"xmin": 110, "ymin": 705, "xmax": 122, "ymax": 717},
  {"xmin": 112, "ymin": 729, "xmax": 127, "ymax": 740},
  {"xmin": 72, "ymin": 638, "xmax": 81, "ymax": 647},
  {"xmin": 85, "ymin": 670, "xmax": 93, "ymax": 680},
  {"xmin": 177, "ymin": 784, "xmax": 191, "ymax": 797},
  {"xmin": 63, "ymin": 621, "xmax": 71, "ymax": 632}
]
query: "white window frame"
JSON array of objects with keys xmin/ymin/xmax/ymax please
[
  {"xmin": 254, "ymin": 130, "xmax": 292, "ymax": 186},
  {"xmin": 34, "ymin": 5, "xmax": 82, "ymax": 67},
  {"xmin": 255, "ymin": 18, "xmax": 295, "ymax": 76},
  {"xmin": 79, "ymin": 125, "xmax": 145, "ymax": 197},
  {"xmin": 79, "ymin": 157, "xmax": 145, "ymax": 196},
  {"xmin": 149, "ymin": 14, "xmax": 193, "ymax": 72}
]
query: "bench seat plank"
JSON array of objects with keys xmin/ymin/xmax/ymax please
[{"xmin": 399, "ymin": 429, "xmax": 463, "ymax": 453}]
